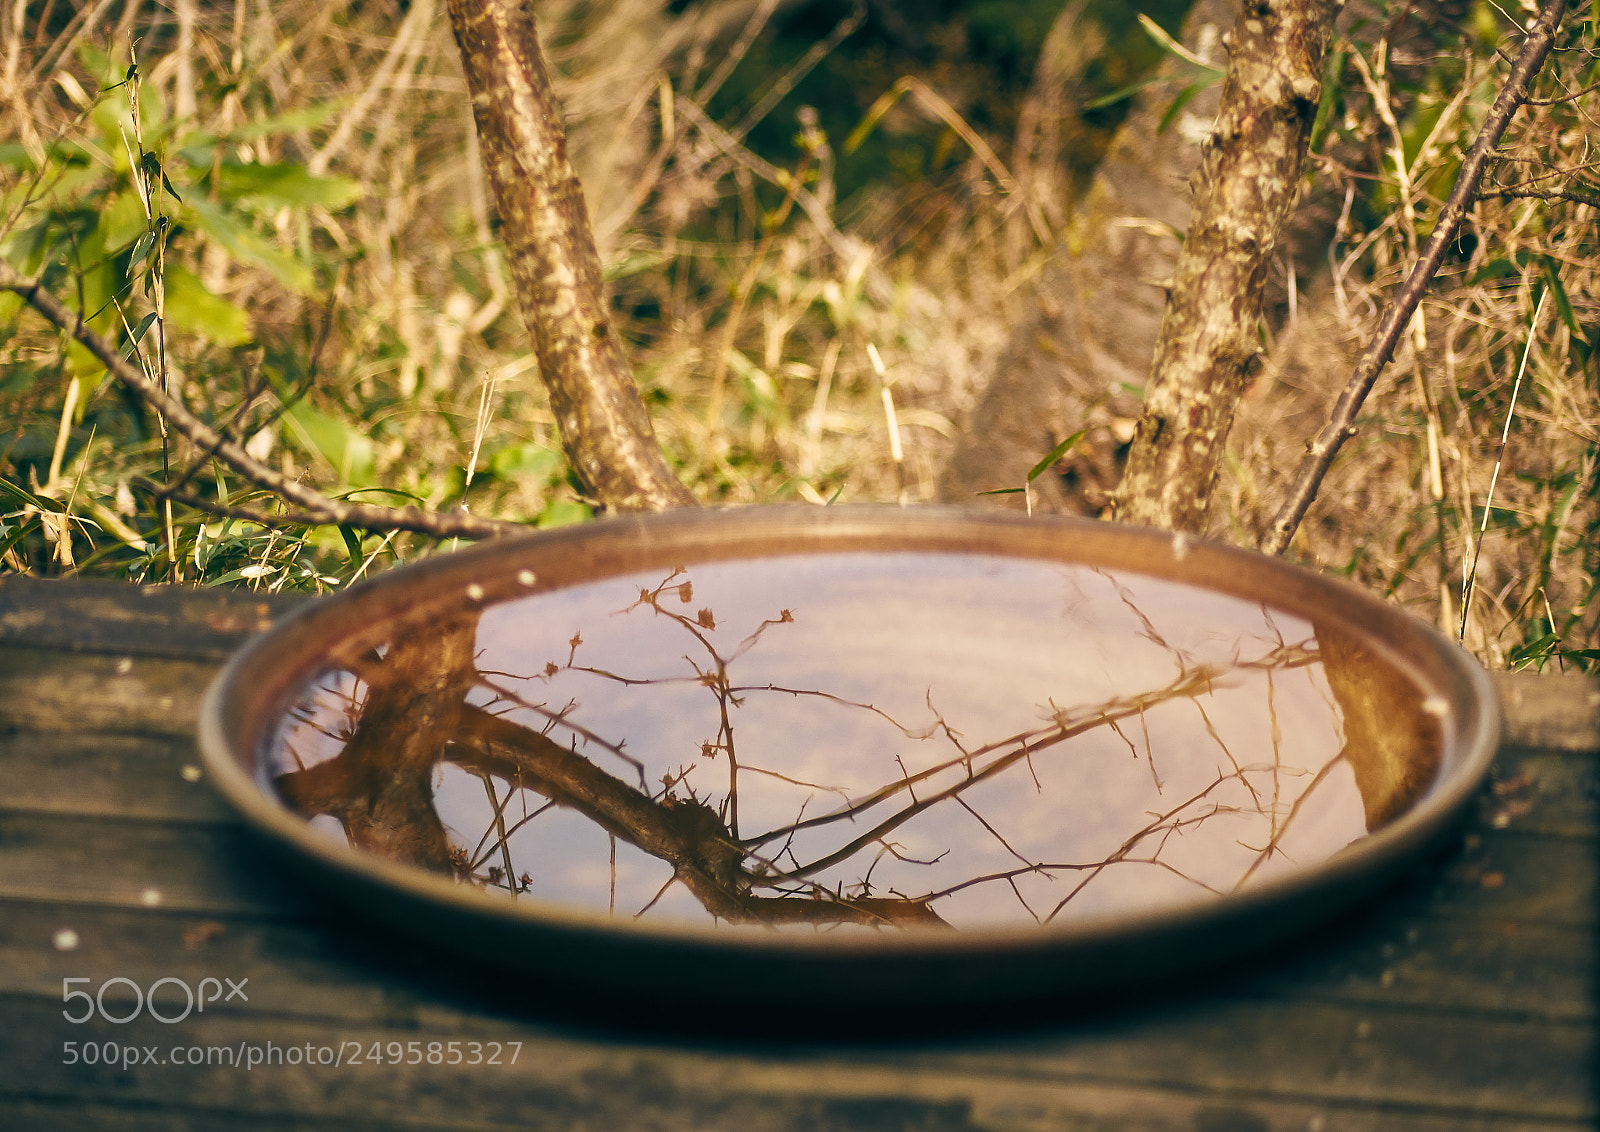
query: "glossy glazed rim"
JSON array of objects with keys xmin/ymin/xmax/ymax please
[{"xmin": 198, "ymin": 505, "xmax": 1499, "ymax": 998}]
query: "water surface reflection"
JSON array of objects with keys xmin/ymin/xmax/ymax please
[{"xmin": 266, "ymin": 553, "xmax": 1442, "ymax": 930}]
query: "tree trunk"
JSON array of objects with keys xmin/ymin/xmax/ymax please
[
  {"xmin": 1115, "ymin": 0, "xmax": 1341, "ymax": 531},
  {"xmin": 443, "ymin": 0, "xmax": 695, "ymax": 513}
]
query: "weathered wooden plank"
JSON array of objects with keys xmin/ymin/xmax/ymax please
[
  {"xmin": 0, "ymin": 886, "xmax": 1587, "ymax": 1032},
  {"xmin": 0, "ymin": 575, "xmax": 299, "ymax": 658},
  {"xmin": 1492, "ymin": 671, "xmax": 1600, "ymax": 753},
  {"xmin": 1238, "ymin": 906, "xmax": 1595, "ymax": 1020},
  {"xmin": 0, "ymin": 1084, "xmax": 1590, "ymax": 1132},
  {"xmin": 0, "ymin": 904, "xmax": 417, "ymax": 1033},
  {"xmin": 0, "ymin": 995, "xmax": 1591, "ymax": 1126},
  {"xmin": 0, "ymin": 732, "xmax": 231, "ymax": 823},
  {"xmin": 0, "ymin": 814, "xmax": 293, "ymax": 916},
  {"xmin": 1484, "ymin": 746, "xmax": 1600, "ymax": 839},
  {"xmin": 0, "ymin": 647, "xmax": 221, "ymax": 736}
]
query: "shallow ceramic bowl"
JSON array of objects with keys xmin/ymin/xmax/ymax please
[{"xmin": 198, "ymin": 505, "xmax": 1498, "ymax": 1010}]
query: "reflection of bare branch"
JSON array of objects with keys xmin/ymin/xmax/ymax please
[
  {"xmin": 1234, "ymin": 748, "xmax": 1349, "ymax": 890},
  {"xmin": 479, "ymin": 774, "xmax": 519, "ymax": 896},
  {"xmin": 727, "ymin": 683, "xmax": 937, "ymax": 740},
  {"xmin": 271, "ymin": 564, "xmax": 1383, "ymax": 932},
  {"xmin": 1041, "ymin": 772, "xmax": 1244, "ymax": 923},
  {"xmin": 275, "ymin": 609, "xmax": 483, "ymax": 875},
  {"xmin": 447, "ymin": 704, "xmax": 951, "ymax": 927},
  {"xmin": 744, "ymin": 642, "xmax": 1319, "ymax": 872},
  {"xmin": 955, "ymin": 796, "xmax": 1034, "ymax": 869}
]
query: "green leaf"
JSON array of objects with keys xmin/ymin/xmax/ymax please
[
  {"xmin": 1157, "ymin": 82, "xmax": 1204, "ymax": 135},
  {"xmin": 217, "ymin": 102, "xmax": 344, "ymax": 143},
  {"xmin": 127, "ymin": 230, "xmax": 155, "ymax": 272},
  {"xmin": 184, "ymin": 196, "xmax": 316, "ymax": 294},
  {"xmin": 1309, "ymin": 47, "xmax": 1346, "ymax": 153},
  {"xmin": 280, "ymin": 401, "xmax": 376, "ymax": 485},
  {"xmin": 337, "ymin": 524, "xmax": 365, "ymax": 567},
  {"xmin": 536, "ymin": 499, "xmax": 592, "ymax": 528},
  {"xmin": 101, "ymin": 191, "xmax": 150, "ymax": 256},
  {"xmin": 1084, "ymin": 74, "xmax": 1173, "ymax": 111},
  {"xmin": 1508, "ymin": 632, "xmax": 1560, "ymax": 670},
  {"xmin": 976, "ymin": 487, "xmax": 1026, "ymax": 495},
  {"xmin": 75, "ymin": 43, "xmax": 117, "ymax": 87},
  {"xmin": 338, "ymin": 486, "xmax": 426, "ymax": 506},
  {"xmin": 488, "ymin": 442, "xmax": 562, "ymax": 481},
  {"xmin": 163, "ymin": 264, "xmax": 252, "ymax": 346},
  {"xmin": 1469, "ymin": 255, "xmax": 1524, "ymax": 286},
  {"xmin": 0, "ymin": 514, "xmax": 40, "ymax": 561},
  {"xmin": 1541, "ymin": 261, "xmax": 1581, "ymax": 340},
  {"xmin": 216, "ymin": 162, "xmax": 362, "ymax": 209},
  {"xmin": 1, "ymin": 215, "xmax": 53, "ymax": 274},
  {"xmin": 0, "ymin": 475, "xmax": 65, "ymax": 513},
  {"xmin": 1027, "ymin": 430, "xmax": 1086, "ymax": 482},
  {"xmin": 1136, "ymin": 14, "xmax": 1224, "ymax": 74}
]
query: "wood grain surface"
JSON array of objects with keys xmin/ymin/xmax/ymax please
[{"xmin": 0, "ymin": 575, "xmax": 1593, "ymax": 1131}]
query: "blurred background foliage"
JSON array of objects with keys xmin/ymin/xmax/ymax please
[{"xmin": 0, "ymin": 0, "xmax": 1595, "ymax": 672}]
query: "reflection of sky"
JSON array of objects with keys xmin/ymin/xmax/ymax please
[
  {"xmin": 442, "ymin": 553, "xmax": 1368, "ymax": 927},
  {"xmin": 264, "ymin": 553, "xmax": 1384, "ymax": 930}
]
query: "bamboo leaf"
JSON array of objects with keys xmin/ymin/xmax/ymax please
[
  {"xmin": 185, "ymin": 196, "xmax": 316, "ymax": 294},
  {"xmin": 1027, "ymin": 430, "xmax": 1086, "ymax": 482},
  {"xmin": 163, "ymin": 265, "xmax": 252, "ymax": 346},
  {"xmin": 1541, "ymin": 261, "xmax": 1580, "ymax": 340},
  {"xmin": 216, "ymin": 162, "xmax": 363, "ymax": 209}
]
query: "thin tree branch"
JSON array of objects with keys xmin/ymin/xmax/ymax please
[
  {"xmin": 1261, "ymin": 0, "xmax": 1570, "ymax": 555},
  {"xmin": 1494, "ymin": 185, "xmax": 1600, "ymax": 208},
  {"xmin": 0, "ymin": 263, "xmax": 525, "ymax": 539}
]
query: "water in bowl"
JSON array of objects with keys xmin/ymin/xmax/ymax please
[{"xmin": 263, "ymin": 551, "xmax": 1443, "ymax": 931}]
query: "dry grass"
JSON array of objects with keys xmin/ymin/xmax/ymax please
[
  {"xmin": 1229, "ymin": 19, "xmax": 1599, "ymax": 668},
  {"xmin": 0, "ymin": 0, "xmax": 1593, "ymax": 670}
]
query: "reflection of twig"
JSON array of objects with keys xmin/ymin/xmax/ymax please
[
  {"xmin": 480, "ymin": 774, "xmax": 519, "ymax": 896},
  {"xmin": 744, "ymin": 642, "xmax": 1319, "ymax": 869},
  {"xmin": 281, "ymin": 565, "xmax": 1347, "ymax": 930},
  {"xmin": 955, "ymin": 796, "xmax": 1034, "ymax": 869},
  {"xmin": 478, "ymin": 676, "xmax": 649, "ymax": 786},
  {"xmin": 1233, "ymin": 748, "xmax": 1349, "ymax": 889},
  {"xmin": 1041, "ymin": 772, "xmax": 1243, "ymax": 922},
  {"xmin": 468, "ymin": 786, "xmax": 557, "ymax": 875}
]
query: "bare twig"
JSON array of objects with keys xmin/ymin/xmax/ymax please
[
  {"xmin": 1261, "ymin": 0, "xmax": 1570, "ymax": 555},
  {"xmin": 1495, "ymin": 185, "xmax": 1600, "ymax": 208},
  {"xmin": 0, "ymin": 263, "xmax": 525, "ymax": 539}
]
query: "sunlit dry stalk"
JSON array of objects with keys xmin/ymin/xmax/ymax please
[{"xmin": 1460, "ymin": 289, "xmax": 1549, "ymax": 639}]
